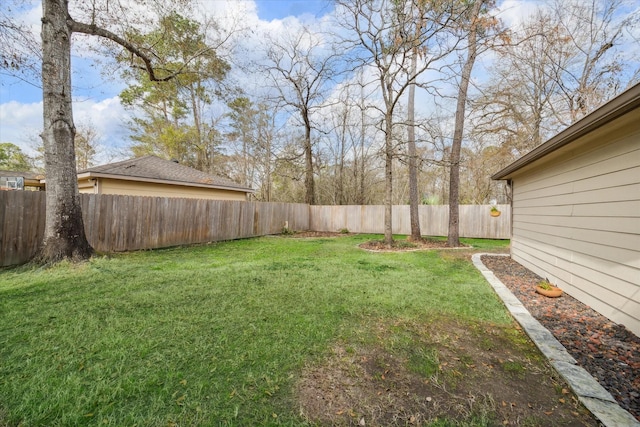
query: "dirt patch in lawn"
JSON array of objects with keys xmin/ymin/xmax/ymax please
[{"xmin": 296, "ymin": 319, "xmax": 598, "ymax": 426}]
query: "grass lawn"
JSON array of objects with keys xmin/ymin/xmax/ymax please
[{"xmin": 0, "ymin": 235, "xmax": 592, "ymax": 426}]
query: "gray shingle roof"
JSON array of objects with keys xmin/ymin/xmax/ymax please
[{"xmin": 79, "ymin": 156, "xmax": 251, "ymax": 191}]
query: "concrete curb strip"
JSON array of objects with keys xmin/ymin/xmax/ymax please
[{"xmin": 472, "ymin": 253, "xmax": 640, "ymax": 427}]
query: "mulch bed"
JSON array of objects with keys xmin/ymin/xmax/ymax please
[
  {"xmin": 359, "ymin": 238, "xmax": 464, "ymax": 251},
  {"xmin": 481, "ymin": 255, "xmax": 640, "ymax": 422}
]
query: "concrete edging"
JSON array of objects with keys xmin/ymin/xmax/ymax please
[{"xmin": 472, "ymin": 253, "xmax": 640, "ymax": 427}]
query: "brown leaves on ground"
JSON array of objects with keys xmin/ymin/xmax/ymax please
[{"xmin": 295, "ymin": 319, "xmax": 598, "ymax": 427}]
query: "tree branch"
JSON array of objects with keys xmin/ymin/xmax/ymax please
[{"xmin": 68, "ymin": 18, "xmax": 177, "ymax": 82}]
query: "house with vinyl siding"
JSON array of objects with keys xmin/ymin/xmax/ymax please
[
  {"xmin": 492, "ymin": 83, "xmax": 640, "ymax": 337},
  {"xmin": 75, "ymin": 155, "xmax": 253, "ymax": 201}
]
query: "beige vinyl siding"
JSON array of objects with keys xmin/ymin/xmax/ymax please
[
  {"xmin": 78, "ymin": 179, "xmax": 95, "ymax": 193},
  {"xmin": 92, "ymin": 178, "xmax": 248, "ymax": 201},
  {"xmin": 509, "ymin": 108, "xmax": 640, "ymax": 336}
]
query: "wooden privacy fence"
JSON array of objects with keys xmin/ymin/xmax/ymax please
[
  {"xmin": 1, "ymin": 192, "xmax": 308, "ymax": 267},
  {"xmin": 0, "ymin": 191, "xmax": 46, "ymax": 267},
  {"xmin": 310, "ymin": 204, "xmax": 511, "ymax": 239},
  {"xmin": 1, "ymin": 191, "xmax": 510, "ymax": 267}
]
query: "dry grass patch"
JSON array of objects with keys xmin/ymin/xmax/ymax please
[{"xmin": 296, "ymin": 319, "xmax": 597, "ymax": 427}]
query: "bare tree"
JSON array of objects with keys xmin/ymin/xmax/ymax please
[
  {"xmin": 74, "ymin": 122, "xmax": 99, "ymax": 170},
  {"xmin": 263, "ymin": 26, "xmax": 338, "ymax": 205},
  {"xmin": 0, "ymin": 1, "xmax": 40, "ymax": 78},
  {"xmin": 472, "ymin": 0, "xmax": 638, "ymax": 162},
  {"xmin": 406, "ymin": 39, "xmax": 421, "ymax": 241},
  {"xmin": 447, "ymin": 0, "xmax": 494, "ymax": 247},
  {"xmin": 336, "ymin": 0, "xmax": 462, "ymax": 245},
  {"xmin": 471, "ymin": 11, "xmax": 566, "ymax": 159},
  {"xmin": 548, "ymin": 0, "xmax": 639, "ymax": 123}
]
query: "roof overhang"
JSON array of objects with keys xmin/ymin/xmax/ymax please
[
  {"xmin": 492, "ymin": 83, "xmax": 640, "ymax": 180},
  {"xmin": 75, "ymin": 171, "xmax": 255, "ymax": 193}
]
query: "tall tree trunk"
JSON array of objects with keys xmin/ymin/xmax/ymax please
[
  {"xmin": 448, "ymin": 0, "xmax": 483, "ymax": 247},
  {"xmin": 39, "ymin": 0, "xmax": 93, "ymax": 263},
  {"xmin": 383, "ymin": 111, "xmax": 394, "ymax": 246},
  {"xmin": 189, "ymin": 83, "xmax": 204, "ymax": 169},
  {"xmin": 337, "ymin": 109, "xmax": 347, "ymax": 205},
  {"xmin": 358, "ymin": 91, "xmax": 366, "ymax": 205},
  {"xmin": 302, "ymin": 109, "xmax": 315, "ymax": 205},
  {"xmin": 265, "ymin": 132, "xmax": 272, "ymax": 202},
  {"xmin": 407, "ymin": 48, "xmax": 421, "ymax": 241}
]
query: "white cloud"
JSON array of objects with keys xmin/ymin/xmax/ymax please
[
  {"xmin": 0, "ymin": 96, "xmax": 131, "ymax": 163},
  {"xmin": 0, "ymin": 100, "xmax": 42, "ymax": 155},
  {"xmin": 495, "ymin": 0, "xmax": 542, "ymax": 30}
]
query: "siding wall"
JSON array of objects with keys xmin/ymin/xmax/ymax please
[{"xmin": 510, "ymin": 109, "xmax": 640, "ymax": 336}]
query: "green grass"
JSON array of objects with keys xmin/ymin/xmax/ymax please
[{"xmin": 0, "ymin": 235, "xmax": 511, "ymax": 426}]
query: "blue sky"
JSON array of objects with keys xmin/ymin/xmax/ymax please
[{"xmin": 255, "ymin": 0, "xmax": 332, "ymax": 21}]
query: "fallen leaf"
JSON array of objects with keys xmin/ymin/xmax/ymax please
[
  {"xmin": 426, "ymin": 397, "xmax": 432, "ymax": 402},
  {"xmin": 562, "ymin": 388, "xmax": 570, "ymax": 394},
  {"xmin": 176, "ymin": 395, "xmax": 185, "ymax": 406},
  {"xmin": 359, "ymin": 417, "xmax": 366, "ymax": 426},
  {"xmin": 559, "ymin": 398, "xmax": 565, "ymax": 404},
  {"xmin": 180, "ymin": 379, "xmax": 187, "ymax": 386},
  {"xmin": 571, "ymin": 411, "xmax": 580, "ymax": 417},
  {"xmin": 544, "ymin": 411, "xmax": 553, "ymax": 415},
  {"xmin": 502, "ymin": 401, "xmax": 507, "ymax": 407},
  {"xmin": 336, "ymin": 410, "xmax": 344, "ymax": 415},
  {"xmin": 272, "ymin": 413, "xmax": 277, "ymax": 418}
]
